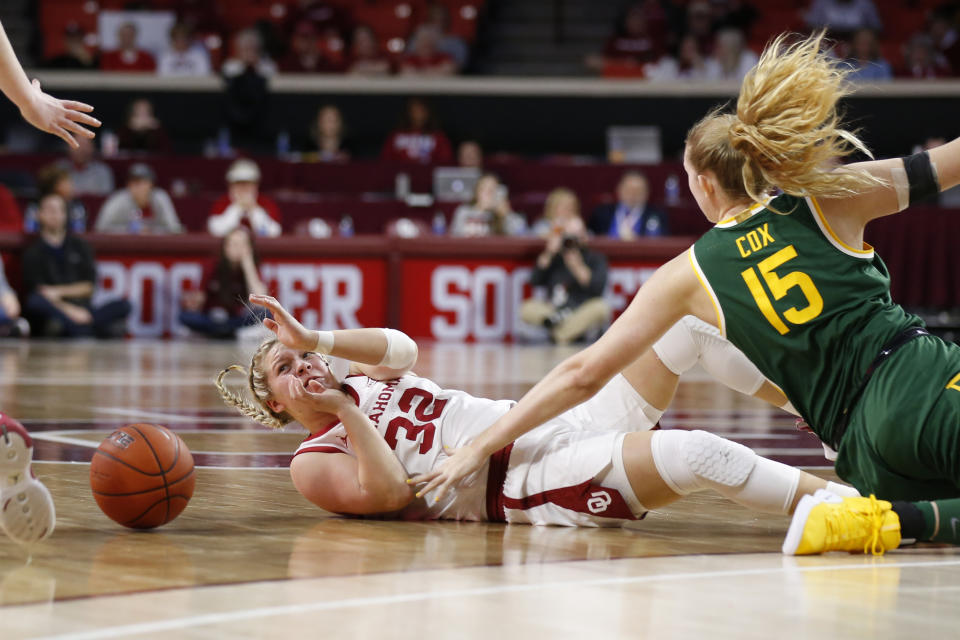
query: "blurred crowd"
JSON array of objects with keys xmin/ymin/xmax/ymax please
[
  {"xmin": 41, "ymin": 0, "xmax": 477, "ymax": 78},
  {"xmin": 589, "ymin": 0, "xmax": 960, "ymax": 81},
  {"xmin": 7, "ymin": 0, "xmax": 958, "ymax": 343}
]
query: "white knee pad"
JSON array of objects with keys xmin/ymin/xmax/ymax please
[
  {"xmin": 651, "ymin": 429, "xmax": 757, "ymax": 495},
  {"xmin": 651, "ymin": 429, "xmax": 801, "ymax": 514}
]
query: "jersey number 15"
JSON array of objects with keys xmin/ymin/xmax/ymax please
[{"xmin": 741, "ymin": 245, "xmax": 824, "ymax": 335}]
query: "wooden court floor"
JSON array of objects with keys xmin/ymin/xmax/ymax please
[{"xmin": 1, "ymin": 339, "xmax": 959, "ymax": 639}]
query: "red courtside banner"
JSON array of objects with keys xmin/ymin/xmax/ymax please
[
  {"xmin": 399, "ymin": 258, "xmax": 662, "ymax": 342},
  {"xmin": 94, "ymin": 257, "xmax": 387, "ymax": 337}
]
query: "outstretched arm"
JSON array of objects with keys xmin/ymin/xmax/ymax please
[
  {"xmin": 410, "ymin": 251, "xmax": 710, "ymax": 500},
  {"xmin": 249, "ymin": 293, "xmax": 418, "ymax": 380},
  {"xmin": 0, "ymin": 21, "xmax": 100, "ymax": 147},
  {"xmin": 821, "ymin": 136, "xmax": 960, "ymax": 227}
]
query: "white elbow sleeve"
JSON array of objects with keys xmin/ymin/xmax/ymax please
[
  {"xmin": 653, "ymin": 316, "xmax": 701, "ymax": 375},
  {"xmin": 377, "ymin": 329, "xmax": 418, "ymax": 369}
]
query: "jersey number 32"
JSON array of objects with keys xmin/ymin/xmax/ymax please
[{"xmin": 384, "ymin": 388, "xmax": 447, "ymax": 454}]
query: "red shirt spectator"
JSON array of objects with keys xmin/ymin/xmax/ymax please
[
  {"xmin": 207, "ymin": 159, "xmax": 283, "ymax": 237},
  {"xmin": 280, "ymin": 21, "xmax": 344, "ymax": 73},
  {"xmin": 0, "ymin": 184, "xmax": 21, "ymax": 232},
  {"xmin": 381, "ymin": 98, "xmax": 453, "ymax": 164},
  {"xmin": 399, "ymin": 26, "xmax": 456, "ymax": 76},
  {"xmin": 603, "ymin": 5, "xmax": 666, "ymax": 66},
  {"xmin": 898, "ymin": 34, "xmax": 952, "ymax": 78},
  {"xmin": 100, "ymin": 22, "xmax": 157, "ymax": 72},
  {"xmin": 347, "ymin": 25, "xmax": 391, "ymax": 76}
]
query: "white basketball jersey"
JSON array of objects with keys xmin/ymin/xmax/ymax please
[{"xmin": 294, "ymin": 372, "xmax": 515, "ymax": 521}]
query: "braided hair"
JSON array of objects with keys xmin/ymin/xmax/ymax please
[{"xmin": 215, "ymin": 337, "xmax": 291, "ymax": 430}]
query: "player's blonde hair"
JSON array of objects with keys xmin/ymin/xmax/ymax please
[
  {"xmin": 685, "ymin": 31, "xmax": 884, "ymax": 208},
  {"xmin": 215, "ymin": 337, "xmax": 292, "ymax": 430}
]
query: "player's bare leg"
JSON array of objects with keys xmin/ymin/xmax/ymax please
[{"xmin": 0, "ymin": 413, "xmax": 54, "ymax": 544}]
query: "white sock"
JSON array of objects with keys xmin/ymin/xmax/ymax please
[{"xmin": 825, "ymin": 481, "xmax": 860, "ymax": 498}]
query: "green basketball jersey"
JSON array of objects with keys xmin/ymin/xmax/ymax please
[{"xmin": 691, "ymin": 193, "xmax": 922, "ymax": 447}]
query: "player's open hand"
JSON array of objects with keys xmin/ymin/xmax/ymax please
[
  {"xmin": 407, "ymin": 442, "xmax": 488, "ymax": 503},
  {"xmin": 249, "ymin": 294, "xmax": 317, "ymax": 352},
  {"xmin": 20, "ymin": 79, "xmax": 100, "ymax": 148}
]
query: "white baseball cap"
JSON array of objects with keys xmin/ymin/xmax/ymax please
[{"xmin": 226, "ymin": 159, "xmax": 261, "ymax": 183}]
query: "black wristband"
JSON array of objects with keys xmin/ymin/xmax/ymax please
[{"xmin": 903, "ymin": 150, "xmax": 940, "ymax": 205}]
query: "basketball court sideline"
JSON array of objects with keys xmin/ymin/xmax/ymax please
[{"xmin": 1, "ymin": 339, "xmax": 958, "ymax": 639}]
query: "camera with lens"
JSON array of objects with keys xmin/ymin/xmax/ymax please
[{"xmin": 561, "ymin": 234, "xmax": 581, "ymax": 250}]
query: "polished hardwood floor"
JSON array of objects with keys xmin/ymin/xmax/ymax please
[{"xmin": 1, "ymin": 339, "xmax": 958, "ymax": 639}]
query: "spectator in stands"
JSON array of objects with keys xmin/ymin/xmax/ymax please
[
  {"xmin": 704, "ymin": 28, "xmax": 757, "ymax": 82},
  {"xmin": 179, "ymin": 227, "xmax": 268, "ymax": 339},
  {"xmin": 157, "ymin": 21, "xmax": 212, "ymax": 77},
  {"xmin": 449, "ymin": 173, "xmax": 526, "ymax": 236},
  {"xmin": 844, "ymin": 28, "xmax": 892, "ymax": 82},
  {"xmin": 0, "ymin": 183, "xmax": 21, "ymax": 232},
  {"xmin": 805, "ymin": 0, "xmax": 882, "ymax": 40},
  {"xmin": 44, "ymin": 23, "xmax": 98, "ymax": 70},
  {"xmin": 588, "ymin": 171, "xmax": 668, "ymax": 239},
  {"xmin": 117, "ymin": 98, "xmax": 171, "ymax": 153},
  {"xmin": 930, "ymin": 8, "xmax": 960, "ymax": 76},
  {"xmin": 22, "ymin": 193, "xmax": 131, "ymax": 338},
  {"xmin": 281, "ymin": 20, "xmax": 333, "ymax": 73},
  {"xmin": 100, "ymin": 22, "xmax": 157, "ymax": 73},
  {"xmin": 28, "ymin": 165, "xmax": 87, "ymax": 233},
  {"xmin": 645, "ymin": 34, "xmax": 710, "ymax": 81},
  {"xmin": 587, "ymin": 3, "xmax": 668, "ymax": 76},
  {"xmin": 399, "ymin": 26, "xmax": 457, "ymax": 76},
  {"xmin": 683, "ymin": 1, "xmax": 717, "ymax": 56},
  {"xmin": 306, "ymin": 104, "xmax": 350, "ymax": 161},
  {"xmin": 223, "ymin": 28, "xmax": 277, "ymax": 78},
  {"xmin": 208, "ymin": 159, "xmax": 282, "ymax": 237},
  {"xmin": 520, "ymin": 204, "xmax": 610, "ymax": 345},
  {"xmin": 381, "ymin": 98, "xmax": 453, "ymax": 164},
  {"xmin": 0, "ymin": 255, "xmax": 28, "ymax": 337},
  {"xmin": 346, "ymin": 25, "xmax": 391, "ymax": 76},
  {"xmin": 56, "ymin": 136, "xmax": 114, "ymax": 196},
  {"xmin": 95, "ymin": 163, "xmax": 182, "ymax": 234},
  {"xmin": 222, "ymin": 30, "xmax": 274, "ymax": 152},
  {"xmin": 457, "ymin": 140, "xmax": 484, "ymax": 169},
  {"xmin": 530, "ymin": 187, "xmax": 581, "ymax": 237},
  {"xmin": 422, "ymin": 2, "xmax": 469, "ymax": 71},
  {"xmin": 898, "ymin": 33, "xmax": 952, "ymax": 78}
]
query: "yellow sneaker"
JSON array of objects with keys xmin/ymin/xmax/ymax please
[{"xmin": 783, "ymin": 489, "xmax": 901, "ymax": 556}]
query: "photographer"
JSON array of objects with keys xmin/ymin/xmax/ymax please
[{"xmin": 520, "ymin": 189, "xmax": 610, "ymax": 344}]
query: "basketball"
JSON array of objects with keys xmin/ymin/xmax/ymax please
[{"xmin": 90, "ymin": 424, "xmax": 195, "ymax": 529}]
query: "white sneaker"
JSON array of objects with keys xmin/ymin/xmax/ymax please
[{"xmin": 0, "ymin": 414, "xmax": 54, "ymax": 544}]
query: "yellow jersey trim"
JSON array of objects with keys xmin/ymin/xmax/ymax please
[
  {"xmin": 715, "ymin": 200, "xmax": 768, "ymax": 229},
  {"xmin": 688, "ymin": 247, "xmax": 726, "ymax": 337},
  {"xmin": 807, "ymin": 196, "xmax": 875, "ymax": 259},
  {"xmin": 947, "ymin": 372, "xmax": 960, "ymax": 392}
]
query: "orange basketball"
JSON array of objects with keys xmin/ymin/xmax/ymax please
[{"xmin": 90, "ymin": 424, "xmax": 195, "ymax": 529}]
